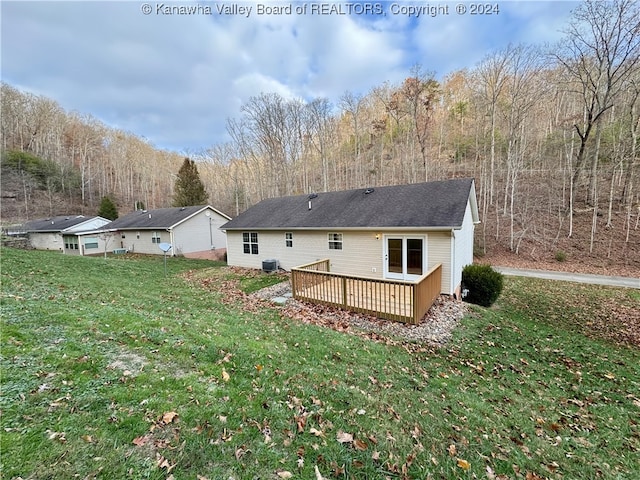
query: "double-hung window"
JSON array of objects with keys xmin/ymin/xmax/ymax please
[
  {"xmin": 84, "ymin": 237, "xmax": 99, "ymax": 250},
  {"xmin": 285, "ymin": 232, "xmax": 293, "ymax": 248},
  {"xmin": 243, "ymin": 232, "xmax": 259, "ymax": 254},
  {"xmin": 64, "ymin": 236, "xmax": 79, "ymax": 250},
  {"xmin": 328, "ymin": 233, "xmax": 342, "ymax": 250},
  {"xmin": 151, "ymin": 232, "xmax": 161, "ymax": 244}
]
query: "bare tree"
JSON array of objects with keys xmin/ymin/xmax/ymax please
[
  {"xmin": 304, "ymin": 98, "xmax": 336, "ymax": 192},
  {"xmin": 499, "ymin": 46, "xmax": 547, "ymax": 251},
  {"xmin": 554, "ymin": 0, "xmax": 640, "ymax": 208},
  {"xmin": 400, "ymin": 65, "xmax": 439, "ymax": 182},
  {"xmin": 339, "ymin": 90, "xmax": 367, "ymax": 187},
  {"xmin": 472, "ymin": 47, "xmax": 513, "ymax": 206}
]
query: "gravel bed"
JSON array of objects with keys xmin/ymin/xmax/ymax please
[{"xmin": 251, "ymin": 281, "xmax": 468, "ymax": 346}]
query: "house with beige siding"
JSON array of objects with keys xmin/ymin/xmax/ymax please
[
  {"xmin": 221, "ymin": 178, "xmax": 479, "ymax": 300},
  {"xmin": 22, "ymin": 215, "xmax": 111, "ymax": 255},
  {"xmin": 103, "ymin": 205, "xmax": 231, "ymax": 257}
]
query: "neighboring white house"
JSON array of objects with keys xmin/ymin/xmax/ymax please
[
  {"xmin": 220, "ymin": 178, "xmax": 480, "ymax": 297},
  {"xmin": 22, "ymin": 215, "xmax": 111, "ymax": 255},
  {"xmin": 102, "ymin": 205, "xmax": 231, "ymax": 257}
]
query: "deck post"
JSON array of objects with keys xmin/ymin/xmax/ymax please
[
  {"xmin": 342, "ymin": 276, "xmax": 347, "ymax": 307},
  {"xmin": 291, "ymin": 269, "xmax": 297, "ymax": 297},
  {"xmin": 412, "ymin": 284, "xmax": 418, "ymax": 324}
]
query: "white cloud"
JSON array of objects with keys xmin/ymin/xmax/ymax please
[{"xmin": 1, "ymin": 1, "xmax": 578, "ymax": 151}]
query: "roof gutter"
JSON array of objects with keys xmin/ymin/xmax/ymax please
[{"xmin": 222, "ymin": 226, "xmax": 462, "ymax": 232}]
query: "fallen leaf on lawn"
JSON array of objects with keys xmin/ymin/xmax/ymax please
[
  {"xmin": 297, "ymin": 458, "xmax": 304, "ymax": 469},
  {"xmin": 526, "ymin": 472, "xmax": 545, "ymax": 480},
  {"xmin": 222, "ymin": 369, "xmax": 230, "ymax": 382},
  {"xmin": 457, "ymin": 458, "xmax": 470, "ymax": 470},
  {"xmin": 295, "ymin": 415, "xmax": 307, "ymax": 432},
  {"xmin": 353, "ymin": 438, "xmax": 368, "ymax": 450},
  {"xmin": 309, "ymin": 427, "xmax": 325, "ymax": 437},
  {"xmin": 157, "ymin": 455, "xmax": 175, "ymax": 472},
  {"xmin": 486, "ymin": 465, "xmax": 496, "ymax": 479},
  {"xmin": 372, "ymin": 451, "xmax": 380, "ymax": 461},
  {"xmin": 336, "ymin": 431, "xmax": 353, "ymax": 443},
  {"xmin": 235, "ymin": 446, "xmax": 246, "ymax": 460},
  {"xmin": 604, "ymin": 372, "xmax": 615, "ymax": 380},
  {"xmin": 162, "ymin": 411, "xmax": 178, "ymax": 424},
  {"xmin": 197, "ymin": 476, "xmax": 209, "ymax": 480},
  {"xmin": 132, "ymin": 435, "xmax": 149, "ymax": 446},
  {"xmin": 46, "ymin": 430, "xmax": 66, "ymax": 442},
  {"xmin": 276, "ymin": 471, "xmax": 293, "ymax": 479},
  {"xmin": 314, "ymin": 465, "xmax": 327, "ymax": 480},
  {"xmin": 549, "ymin": 422, "xmax": 561, "ymax": 432},
  {"xmin": 255, "ymin": 364, "xmax": 263, "ymax": 372},
  {"xmin": 81, "ymin": 434, "xmax": 94, "ymax": 443},
  {"xmin": 448, "ymin": 444, "xmax": 457, "ymax": 456}
]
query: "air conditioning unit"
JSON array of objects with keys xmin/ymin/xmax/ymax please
[{"xmin": 262, "ymin": 259, "xmax": 278, "ymax": 273}]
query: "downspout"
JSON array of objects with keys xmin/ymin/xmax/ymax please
[
  {"xmin": 451, "ymin": 229, "xmax": 456, "ymax": 296},
  {"xmin": 168, "ymin": 229, "xmax": 175, "ymax": 256}
]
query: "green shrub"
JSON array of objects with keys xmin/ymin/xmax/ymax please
[
  {"xmin": 462, "ymin": 264, "xmax": 504, "ymax": 307},
  {"xmin": 555, "ymin": 250, "xmax": 567, "ymax": 262}
]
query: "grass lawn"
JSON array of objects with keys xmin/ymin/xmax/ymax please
[{"xmin": 1, "ymin": 248, "xmax": 638, "ymax": 479}]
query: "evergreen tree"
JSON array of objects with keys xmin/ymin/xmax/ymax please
[
  {"xmin": 98, "ymin": 196, "xmax": 118, "ymax": 220},
  {"xmin": 172, "ymin": 158, "xmax": 208, "ymax": 207}
]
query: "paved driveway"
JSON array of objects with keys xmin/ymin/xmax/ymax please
[{"xmin": 493, "ymin": 267, "xmax": 640, "ymax": 289}]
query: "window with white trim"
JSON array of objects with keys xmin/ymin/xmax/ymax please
[
  {"xmin": 328, "ymin": 233, "xmax": 342, "ymax": 250},
  {"xmin": 64, "ymin": 236, "xmax": 79, "ymax": 250},
  {"xmin": 151, "ymin": 232, "xmax": 161, "ymax": 244},
  {"xmin": 242, "ymin": 232, "xmax": 259, "ymax": 254},
  {"xmin": 84, "ymin": 237, "xmax": 99, "ymax": 249},
  {"xmin": 285, "ymin": 232, "xmax": 293, "ymax": 248}
]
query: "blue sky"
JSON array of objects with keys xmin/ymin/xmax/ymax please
[{"xmin": 1, "ymin": 1, "xmax": 580, "ymax": 153}]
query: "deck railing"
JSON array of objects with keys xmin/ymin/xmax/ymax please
[{"xmin": 291, "ymin": 259, "xmax": 442, "ymax": 324}]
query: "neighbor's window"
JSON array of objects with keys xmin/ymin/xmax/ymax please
[
  {"xmin": 64, "ymin": 236, "xmax": 79, "ymax": 250},
  {"xmin": 242, "ymin": 232, "xmax": 259, "ymax": 254},
  {"xmin": 285, "ymin": 232, "xmax": 293, "ymax": 248},
  {"xmin": 84, "ymin": 237, "xmax": 99, "ymax": 249},
  {"xmin": 151, "ymin": 232, "xmax": 161, "ymax": 244},
  {"xmin": 328, "ymin": 233, "xmax": 343, "ymax": 250}
]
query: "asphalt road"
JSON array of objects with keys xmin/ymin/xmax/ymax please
[{"xmin": 493, "ymin": 267, "xmax": 640, "ymax": 289}]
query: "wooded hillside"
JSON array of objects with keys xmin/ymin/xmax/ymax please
[{"xmin": 2, "ymin": 0, "xmax": 638, "ymax": 274}]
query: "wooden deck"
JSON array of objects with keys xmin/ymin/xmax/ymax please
[{"xmin": 291, "ymin": 260, "xmax": 442, "ymax": 324}]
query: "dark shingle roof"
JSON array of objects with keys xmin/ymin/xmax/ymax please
[
  {"xmin": 221, "ymin": 178, "xmax": 475, "ymax": 230},
  {"xmin": 24, "ymin": 215, "xmax": 89, "ymax": 233},
  {"xmin": 105, "ymin": 206, "xmax": 209, "ymax": 230}
]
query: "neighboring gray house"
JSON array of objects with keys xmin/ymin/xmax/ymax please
[
  {"xmin": 22, "ymin": 215, "xmax": 111, "ymax": 255},
  {"xmin": 221, "ymin": 178, "xmax": 479, "ymax": 298},
  {"xmin": 103, "ymin": 205, "xmax": 231, "ymax": 257}
]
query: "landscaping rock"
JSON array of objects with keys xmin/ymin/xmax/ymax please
[{"xmin": 250, "ymin": 281, "xmax": 468, "ymax": 347}]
